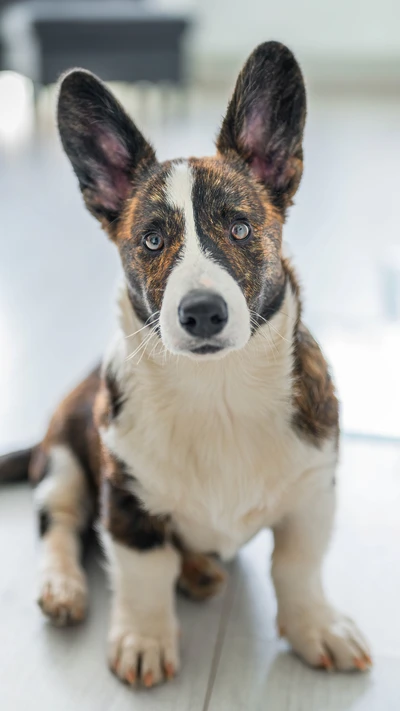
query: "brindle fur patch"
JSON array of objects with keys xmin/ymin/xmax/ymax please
[
  {"xmin": 118, "ymin": 161, "xmax": 186, "ymax": 321},
  {"xmin": 99, "ymin": 452, "xmax": 229, "ymax": 584},
  {"xmin": 29, "ymin": 367, "xmax": 101, "ymax": 490},
  {"xmin": 178, "ymin": 552, "xmax": 227, "ymax": 601},
  {"xmin": 190, "ymin": 155, "xmax": 287, "ymax": 324},
  {"xmin": 115, "ymin": 153, "xmax": 288, "ymax": 330},
  {"xmin": 292, "ymin": 323, "xmax": 339, "ymax": 446},
  {"xmin": 278, "ymin": 262, "xmax": 339, "ymax": 447},
  {"xmin": 101, "ymin": 451, "xmax": 169, "ymax": 551},
  {"xmin": 92, "ymin": 379, "xmax": 112, "ymax": 431},
  {"xmin": 93, "ymin": 368, "xmax": 127, "ymax": 431}
]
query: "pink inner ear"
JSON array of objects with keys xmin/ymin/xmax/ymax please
[
  {"xmin": 240, "ymin": 110, "xmax": 275, "ymax": 182},
  {"xmin": 95, "ymin": 173, "xmax": 131, "ymax": 212},
  {"xmin": 94, "ymin": 129, "xmax": 132, "ymax": 211},
  {"xmin": 248, "ymin": 155, "xmax": 274, "ymax": 183},
  {"xmin": 240, "ymin": 110, "xmax": 290, "ymax": 189},
  {"xmin": 99, "ymin": 131, "xmax": 130, "ymax": 169},
  {"xmin": 240, "ymin": 110, "xmax": 267, "ymax": 154}
]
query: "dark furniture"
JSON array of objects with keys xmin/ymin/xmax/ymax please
[{"xmin": 0, "ymin": 1, "xmax": 191, "ymax": 86}]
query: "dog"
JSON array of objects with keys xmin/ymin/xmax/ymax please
[{"xmin": 0, "ymin": 41, "xmax": 371, "ymax": 688}]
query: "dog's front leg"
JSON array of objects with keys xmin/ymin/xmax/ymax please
[
  {"xmin": 272, "ymin": 474, "xmax": 372, "ymax": 672},
  {"xmin": 100, "ymin": 480, "xmax": 180, "ymax": 689}
]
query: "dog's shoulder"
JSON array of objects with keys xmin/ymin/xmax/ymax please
[
  {"xmin": 291, "ymin": 321, "xmax": 339, "ymax": 447},
  {"xmin": 30, "ymin": 366, "xmax": 102, "ymax": 487}
]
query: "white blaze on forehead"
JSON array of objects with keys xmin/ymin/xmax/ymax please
[
  {"xmin": 165, "ymin": 161, "xmax": 201, "ymax": 257},
  {"xmin": 160, "ymin": 162, "xmax": 251, "ymax": 354}
]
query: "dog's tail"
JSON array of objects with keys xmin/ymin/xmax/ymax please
[{"xmin": 0, "ymin": 447, "xmax": 33, "ymax": 483}]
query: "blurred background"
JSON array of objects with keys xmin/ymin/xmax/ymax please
[
  {"xmin": 1, "ymin": 3, "xmax": 400, "ymax": 710},
  {"xmin": 0, "ymin": 0, "xmax": 399, "ymax": 449}
]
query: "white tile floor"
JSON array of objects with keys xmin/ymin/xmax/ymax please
[
  {"xmin": 0, "ymin": 84, "xmax": 399, "ymax": 709},
  {"xmin": 1, "ymin": 439, "xmax": 400, "ymax": 710}
]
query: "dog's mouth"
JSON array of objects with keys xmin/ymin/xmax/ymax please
[
  {"xmin": 167, "ymin": 339, "xmax": 233, "ymax": 360},
  {"xmin": 189, "ymin": 344, "xmax": 224, "ymax": 356}
]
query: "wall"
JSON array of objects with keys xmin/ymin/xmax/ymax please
[
  {"xmin": 195, "ymin": 0, "xmax": 400, "ymax": 58},
  {"xmin": 160, "ymin": 0, "xmax": 400, "ymax": 84}
]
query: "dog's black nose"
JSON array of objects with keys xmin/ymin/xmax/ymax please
[{"xmin": 178, "ymin": 290, "xmax": 228, "ymax": 338}]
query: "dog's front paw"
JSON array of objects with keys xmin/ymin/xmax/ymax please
[
  {"xmin": 38, "ymin": 567, "xmax": 88, "ymax": 626},
  {"xmin": 278, "ymin": 605, "xmax": 372, "ymax": 672},
  {"xmin": 108, "ymin": 625, "xmax": 180, "ymax": 688}
]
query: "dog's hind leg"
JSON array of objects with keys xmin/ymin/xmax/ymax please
[
  {"xmin": 32, "ymin": 444, "xmax": 93, "ymax": 626},
  {"xmin": 178, "ymin": 552, "xmax": 227, "ymax": 601}
]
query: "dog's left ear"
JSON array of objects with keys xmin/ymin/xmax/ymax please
[{"xmin": 217, "ymin": 41, "xmax": 306, "ymax": 213}]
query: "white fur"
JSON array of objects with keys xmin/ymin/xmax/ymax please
[
  {"xmin": 34, "ymin": 445, "xmax": 90, "ymax": 623},
  {"xmin": 165, "ymin": 160, "xmax": 199, "ymax": 258},
  {"xmin": 103, "ymin": 282, "xmax": 337, "ymax": 560},
  {"xmin": 34, "ymin": 445, "xmax": 91, "ymax": 530},
  {"xmin": 159, "ymin": 161, "xmax": 251, "ymax": 357},
  {"xmin": 99, "ymin": 279, "xmax": 370, "ymax": 672},
  {"xmin": 101, "ymin": 530, "xmax": 180, "ymax": 685},
  {"xmin": 271, "ymin": 484, "xmax": 371, "ymax": 669}
]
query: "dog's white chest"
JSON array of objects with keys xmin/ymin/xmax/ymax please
[
  {"xmin": 105, "ymin": 384, "xmax": 313, "ymax": 560},
  {"xmin": 103, "ymin": 296, "xmax": 334, "ymax": 560}
]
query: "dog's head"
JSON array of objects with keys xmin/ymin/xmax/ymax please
[{"xmin": 58, "ymin": 42, "xmax": 306, "ymax": 359}]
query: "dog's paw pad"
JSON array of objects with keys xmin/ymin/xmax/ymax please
[
  {"xmin": 109, "ymin": 629, "xmax": 180, "ymax": 688},
  {"xmin": 38, "ymin": 569, "xmax": 87, "ymax": 626}
]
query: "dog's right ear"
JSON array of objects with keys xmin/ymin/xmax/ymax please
[{"xmin": 57, "ymin": 70, "xmax": 156, "ymax": 236}]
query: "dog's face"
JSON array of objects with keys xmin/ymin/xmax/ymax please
[
  {"xmin": 58, "ymin": 42, "xmax": 306, "ymax": 359},
  {"xmin": 118, "ymin": 155, "xmax": 287, "ymax": 357}
]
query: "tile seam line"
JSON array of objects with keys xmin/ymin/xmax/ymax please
[{"xmin": 201, "ymin": 576, "xmax": 237, "ymax": 711}]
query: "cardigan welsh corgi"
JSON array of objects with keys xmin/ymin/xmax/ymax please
[{"xmin": 0, "ymin": 41, "xmax": 371, "ymax": 688}]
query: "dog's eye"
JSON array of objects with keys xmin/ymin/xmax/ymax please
[
  {"xmin": 143, "ymin": 232, "xmax": 164, "ymax": 252},
  {"xmin": 230, "ymin": 222, "xmax": 251, "ymax": 241}
]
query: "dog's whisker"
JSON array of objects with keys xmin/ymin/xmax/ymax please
[
  {"xmin": 136, "ymin": 331, "xmax": 158, "ymax": 366},
  {"xmin": 126, "ymin": 341, "xmax": 149, "ymax": 362},
  {"xmin": 125, "ymin": 319, "xmax": 159, "ymax": 340},
  {"xmin": 266, "ymin": 325, "xmax": 279, "ymax": 363},
  {"xmin": 125, "ymin": 312, "xmax": 160, "ymax": 339},
  {"xmin": 249, "ymin": 316, "xmax": 279, "ymax": 363},
  {"xmin": 250, "ymin": 309, "xmax": 291, "ymax": 344},
  {"xmin": 129, "ymin": 331, "xmax": 155, "ymax": 357},
  {"xmin": 276, "ymin": 309, "xmax": 296, "ymax": 322},
  {"xmin": 135, "ymin": 332, "xmax": 158, "ymax": 365},
  {"xmin": 250, "ymin": 307, "xmax": 296, "ymax": 324},
  {"xmin": 155, "ymin": 341, "xmax": 169, "ymax": 363},
  {"xmin": 267, "ymin": 321, "xmax": 291, "ymax": 344},
  {"xmin": 126, "ymin": 327, "xmax": 158, "ymax": 362},
  {"xmin": 259, "ymin": 327, "xmax": 279, "ymax": 362},
  {"xmin": 149, "ymin": 338, "xmax": 160, "ymax": 360}
]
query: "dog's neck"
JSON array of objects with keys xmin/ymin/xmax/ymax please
[{"xmin": 111, "ymin": 281, "xmax": 298, "ymax": 418}]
